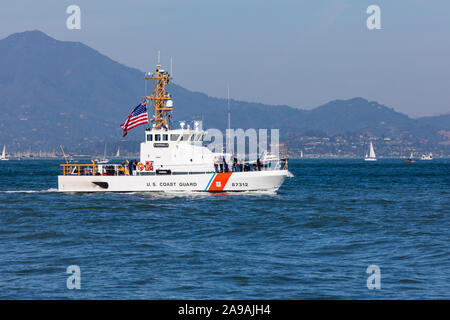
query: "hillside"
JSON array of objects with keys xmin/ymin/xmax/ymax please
[{"xmin": 0, "ymin": 31, "xmax": 448, "ymax": 154}]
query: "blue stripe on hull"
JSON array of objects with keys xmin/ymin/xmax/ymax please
[{"xmin": 205, "ymin": 173, "xmax": 216, "ymax": 191}]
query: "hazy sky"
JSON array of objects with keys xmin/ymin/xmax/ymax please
[{"xmin": 1, "ymin": 0, "xmax": 450, "ymax": 117}]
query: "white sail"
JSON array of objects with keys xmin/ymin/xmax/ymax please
[
  {"xmin": 365, "ymin": 142, "xmax": 376, "ymax": 161},
  {"xmin": 1, "ymin": 145, "xmax": 8, "ymax": 160},
  {"xmin": 369, "ymin": 142, "xmax": 376, "ymax": 158},
  {"xmin": 116, "ymin": 147, "xmax": 120, "ymax": 157}
]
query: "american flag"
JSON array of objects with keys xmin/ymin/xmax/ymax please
[{"xmin": 120, "ymin": 101, "xmax": 149, "ymax": 136}]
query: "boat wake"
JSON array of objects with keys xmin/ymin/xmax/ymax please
[
  {"xmin": 1, "ymin": 188, "xmax": 58, "ymax": 194},
  {"xmin": 1, "ymin": 187, "xmax": 278, "ymax": 196},
  {"xmin": 45, "ymin": 190, "xmax": 279, "ymax": 198}
]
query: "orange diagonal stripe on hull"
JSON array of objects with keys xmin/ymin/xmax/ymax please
[{"xmin": 208, "ymin": 172, "xmax": 232, "ymax": 191}]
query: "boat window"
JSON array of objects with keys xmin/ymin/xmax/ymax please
[
  {"xmin": 163, "ymin": 134, "xmax": 168, "ymax": 141},
  {"xmin": 182, "ymin": 134, "xmax": 191, "ymax": 141},
  {"xmin": 190, "ymin": 134, "xmax": 195, "ymax": 141},
  {"xmin": 147, "ymin": 134, "xmax": 153, "ymax": 141},
  {"xmin": 170, "ymin": 134, "xmax": 180, "ymax": 141},
  {"xmin": 155, "ymin": 134, "xmax": 161, "ymax": 141}
]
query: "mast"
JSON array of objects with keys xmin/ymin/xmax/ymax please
[
  {"xmin": 144, "ymin": 71, "xmax": 151, "ymax": 127},
  {"xmin": 145, "ymin": 64, "xmax": 173, "ymax": 129},
  {"xmin": 227, "ymin": 83, "xmax": 231, "ymax": 153}
]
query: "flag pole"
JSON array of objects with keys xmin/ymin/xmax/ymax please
[{"xmin": 145, "ymin": 72, "xmax": 150, "ymax": 130}]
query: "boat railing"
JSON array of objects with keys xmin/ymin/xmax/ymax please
[
  {"xmin": 60, "ymin": 162, "xmax": 129, "ymax": 176},
  {"xmin": 214, "ymin": 159, "xmax": 284, "ymax": 173},
  {"xmin": 60, "ymin": 159, "xmax": 288, "ymax": 176},
  {"xmin": 60, "ymin": 161, "xmax": 97, "ymax": 176}
]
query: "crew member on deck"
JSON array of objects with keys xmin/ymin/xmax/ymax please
[
  {"xmin": 213, "ymin": 156, "xmax": 218, "ymax": 172},
  {"xmin": 128, "ymin": 160, "xmax": 133, "ymax": 175},
  {"xmin": 233, "ymin": 156, "xmax": 238, "ymax": 172},
  {"xmin": 119, "ymin": 162, "xmax": 126, "ymax": 175},
  {"xmin": 223, "ymin": 156, "xmax": 228, "ymax": 172},
  {"xmin": 257, "ymin": 157, "xmax": 262, "ymax": 171}
]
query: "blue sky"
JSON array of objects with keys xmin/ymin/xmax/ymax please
[{"xmin": 1, "ymin": 0, "xmax": 450, "ymax": 117}]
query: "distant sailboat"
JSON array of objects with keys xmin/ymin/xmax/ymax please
[
  {"xmin": 1, "ymin": 145, "xmax": 9, "ymax": 161},
  {"xmin": 364, "ymin": 142, "xmax": 377, "ymax": 161},
  {"xmin": 405, "ymin": 152, "xmax": 415, "ymax": 163},
  {"xmin": 116, "ymin": 147, "xmax": 120, "ymax": 158},
  {"xmin": 300, "ymin": 150, "xmax": 303, "ymax": 158},
  {"xmin": 95, "ymin": 143, "xmax": 110, "ymax": 164}
]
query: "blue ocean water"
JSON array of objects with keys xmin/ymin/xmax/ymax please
[{"xmin": 0, "ymin": 159, "xmax": 448, "ymax": 299}]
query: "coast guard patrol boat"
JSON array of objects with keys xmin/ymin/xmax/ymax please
[{"xmin": 58, "ymin": 64, "xmax": 293, "ymax": 192}]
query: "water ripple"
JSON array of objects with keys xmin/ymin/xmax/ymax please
[{"xmin": 0, "ymin": 159, "xmax": 448, "ymax": 299}]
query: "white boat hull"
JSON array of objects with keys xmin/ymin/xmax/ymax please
[{"xmin": 58, "ymin": 170, "xmax": 292, "ymax": 193}]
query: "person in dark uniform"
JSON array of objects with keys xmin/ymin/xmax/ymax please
[
  {"xmin": 257, "ymin": 157, "xmax": 262, "ymax": 171},
  {"xmin": 128, "ymin": 160, "xmax": 133, "ymax": 175},
  {"xmin": 223, "ymin": 156, "xmax": 228, "ymax": 172},
  {"xmin": 213, "ymin": 156, "xmax": 218, "ymax": 172}
]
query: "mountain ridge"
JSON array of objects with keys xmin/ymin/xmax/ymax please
[{"xmin": 0, "ymin": 30, "xmax": 448, "ymax": 153}]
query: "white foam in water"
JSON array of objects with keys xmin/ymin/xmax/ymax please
[
  {"xmin": 1, "ymin": 188, "xmax": 277, "ymax": 197},
  {"xmin": 2, "ymin": 188, "xmax": 58, "ymax": 194}
]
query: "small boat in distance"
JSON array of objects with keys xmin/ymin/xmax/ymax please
[
  {"xmin": 364, "ymin": 142, "xmax": 377, "ymax": 161},
  {"xmin": 1, "ymin": 145, "xmax": 9, "ymax": 161},
  {"xmin": 115, "ymin": 147, "xmax": 120, "ymax": 158},
  {"xmin": 95, "ymin": 144, "xmax": 110, "ymax": 164},
  {"xmin": 421, "ymin": 152, "xmax": 433, "ymax": 160},
  {"xmin": 404, "ymin": 152, "xmax": 415, "ymax": 163}
]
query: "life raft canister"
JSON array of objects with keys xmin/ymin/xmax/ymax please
[{"xmin": 137, "ymin": 162, "xmax": 145, "ymax": 171}]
